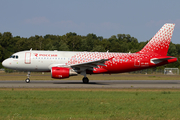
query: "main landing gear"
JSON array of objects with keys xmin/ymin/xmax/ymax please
[
  {"xmin": 82, "ymin": 77, "xmax": 89, "ymax": 83},
  {"xmin": 81, "ymin": 71, "xmax": 89, "ymax": 83},
  {"xmin": 25, "ymin": 72, "xmax": 30, "ymax": 83}
]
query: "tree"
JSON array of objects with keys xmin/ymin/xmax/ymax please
[
  {"xmin": 67, "ymin": 34, "xmax": 81, "ymax": 51},
  {"xmin": 85, "ymin": 33, "xmax": 98, "ymax": 51},
  {"xmin": 168, "ymin": 42, "xmax": 177, "ymax": 56},
  {"xmin": 117, "ymin": 34, "xmax": 123, "ymax": 41},
  {"xmin": 110, "ymin": 40, "xmax": 121, "ymax": 52},
  {"xmin": 101, "ymin": 39, "xmax": 111, "ymax": 51},
  {"xmin": 175, "ymin": 44, "xmax": 180, "ymax": 55},
  {"xmin": 98, "ymin": 36, "xmax": 103, "ymax": 41},
  {"xmin": 126, "ymin": 34, "xmax": 132, "ymax": 42},
  {"xmin": 91, "ymin": 45, "xmax": 106, "ymax": 52},
  {"xmin": 15, "ymin": 38, "xmax": 26, "ymax": 51},
  {"xmin": 59, "ymin": 40, "xmax": 69, "ymax": 51},
  {"xmin": 1, "ymin": 32, "xmax": 14, "ymax": 52},
  {"xmin": 80, "ymin": 38, "xmax": 88, "ymax": 51}
]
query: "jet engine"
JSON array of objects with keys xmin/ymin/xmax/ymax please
[{"xmin": 51, "ymin": 67, "xmax": 77, "ymax": 79}]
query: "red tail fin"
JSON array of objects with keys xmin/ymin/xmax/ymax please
[{"xmin": 138, "ymin": 23, "xmax": 175, "ymax": 56}]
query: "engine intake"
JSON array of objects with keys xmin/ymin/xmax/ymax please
[{"xmin": 51, "ymin": 67, "xmax": 77, "ymax": 79}]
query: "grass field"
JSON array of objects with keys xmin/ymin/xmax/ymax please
[
  {"xmin": 1, "ymin": 72, "xmax": 180, "ymax": 119},
  {"xmin": 0, "ymin": 88, "xmax": 180, "ymax": 120},
  {"xmin": 0, "ymin": 72, "xmax": 180, "ymax": 80}
]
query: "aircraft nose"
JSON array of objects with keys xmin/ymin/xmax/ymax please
[{"xmin": 2, "ymin": 59, "xmax": 8, "ymax": 68}]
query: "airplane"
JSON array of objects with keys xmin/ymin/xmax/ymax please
[{"xmin": 2, "ymin": 23, "xmax": 177, "ymax": 83}]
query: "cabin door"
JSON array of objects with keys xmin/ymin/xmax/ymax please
[{"xmin": 25, "ymin": 52, "xmax": 31, "ymax": 64}]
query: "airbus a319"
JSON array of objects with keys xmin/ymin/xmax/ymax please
[{"xmin": 2, "ymin": 23, "xmax": 177, "ymax": 83}]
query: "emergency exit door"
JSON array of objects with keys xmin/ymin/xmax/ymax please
[{"xmin": 25, "ymin": 52, "xmax": 31, "ymax": 64}]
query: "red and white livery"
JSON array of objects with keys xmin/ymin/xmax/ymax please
[{"xmin": 2, "ymin": 23, "xmax": 177, "ymax": 83}]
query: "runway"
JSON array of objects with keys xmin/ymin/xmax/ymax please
[{"xmin": 0, "ymin": 80, "xmax": 180, "ymax": 89}]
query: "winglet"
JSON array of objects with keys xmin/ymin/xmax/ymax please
[{"xmin": 137, "ymin": 23, "xmax": 175, "ymax": 56}]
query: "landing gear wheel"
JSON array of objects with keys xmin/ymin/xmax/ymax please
[
  {"xmin": 82, "ymin": 77, "xmax": 89, "ymax": 83},
  {"xmin": 25, "ymin": 78, "xmax": 30, "ymax": 83}
]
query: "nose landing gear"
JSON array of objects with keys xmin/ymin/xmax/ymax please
[{"xmin": 25, "ymin": 72, "xmax": 30, "ymax": 83}]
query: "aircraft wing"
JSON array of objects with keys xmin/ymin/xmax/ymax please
[
  {"xmin": 70, "ymin": 58, "xmax": 110, "ymax": 72},
  {"xmin": 48, "ymin": 58, "xmax": 112, "ymax": 72}
]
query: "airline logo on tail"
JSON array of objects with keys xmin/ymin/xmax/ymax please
[{"xmin": 138, "ymin": 23, "xmax": 175, "ymax": 56}]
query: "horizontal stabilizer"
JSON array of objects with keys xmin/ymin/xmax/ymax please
[{"xmin": 150, "ymin": 57, "xmax": 177, "ymax": 64}]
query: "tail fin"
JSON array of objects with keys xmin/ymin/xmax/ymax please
[{"xmin": 137, "ymin": 23, "xmax": 175, "ymax": 56}]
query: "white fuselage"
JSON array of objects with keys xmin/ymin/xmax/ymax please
[
  {"xmin": 3, "ymin": 51, "xmax": 80, "ymax": 71},
  {"xmin": 2, "ymin": 50, "xmax": 113, "ymax": 72}
]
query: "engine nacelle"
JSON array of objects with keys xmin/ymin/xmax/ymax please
[{"xmin": 51, "ymin": 67, "xmax": 77, "ymax": 79}]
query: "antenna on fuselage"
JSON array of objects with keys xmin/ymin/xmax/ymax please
[
  {"xmin": 30, "ymin": 48, "xmax": 32, "ymax": 51},
  {"xmin": 107, "ymin": 50, "xmax": 109, "ymax": 53}
]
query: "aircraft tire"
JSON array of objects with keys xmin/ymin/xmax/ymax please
[
  {"xmin": 82, "ymin": 77, "xmax": 89, "ymax": 83},
  {"xmin": 25, "ymin": 78, "xmax": 30, "ymax": 83}
]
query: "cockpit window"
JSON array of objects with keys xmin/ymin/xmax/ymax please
[
  {"xmin": 10, "ymin": 55, "xmax": 19, "ymax": 59},
  {"xmin": 10, "ymin": 55, "xmax": 14, "ymax": 58}
]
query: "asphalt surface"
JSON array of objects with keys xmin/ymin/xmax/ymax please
[{"xmin": 0, "ymin": 80, "xmax": 180, "ymax": 89}]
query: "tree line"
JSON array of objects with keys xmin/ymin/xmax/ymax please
[{"xmin": 0, "ymin": 32, "xmax": 180, "ymax": 69}]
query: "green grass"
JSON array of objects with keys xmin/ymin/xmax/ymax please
[{"xmin": 0, "ymin": 89, "xmax": 180, "ymax": 120}]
